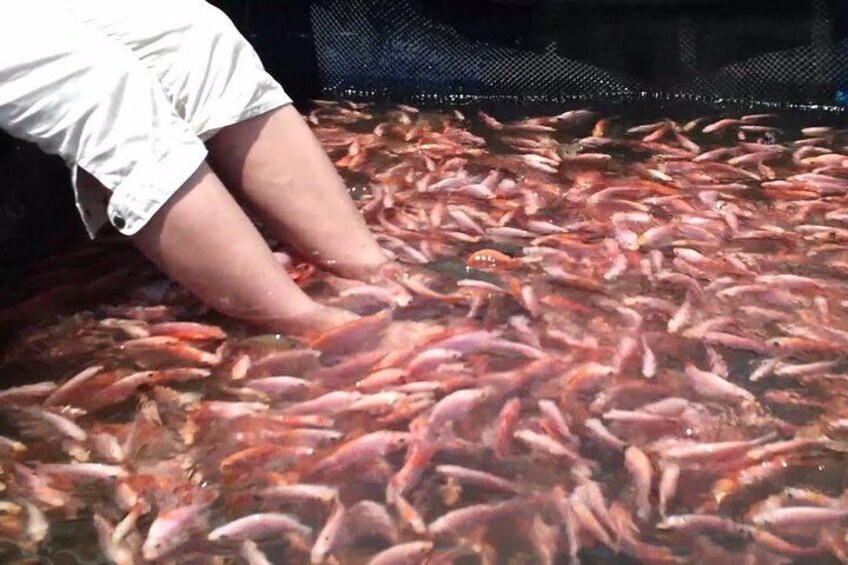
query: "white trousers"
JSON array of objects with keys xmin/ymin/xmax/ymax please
[{"xmin": 0, "ymin": 0, "xmax": 291, "ymax": 237}]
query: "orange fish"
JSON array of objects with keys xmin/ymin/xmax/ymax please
[
  {"xmin": 592, "ymin": 118, "xmax": 610, "ymax": 138},
  {"xmin": 149, "ymin": 322, "xmax": 226, "ymax": 341},
  {"xmin": 219, "ymin": 444, "xmax": 313, "ymax": 475},
  {"xmin": 310, "ymin": 310, "xmax": 392, "ymax": 355},
  {"xmin": 287, "ymin": 262, "xmax": 317, "ymax": 284},
  {"xmin": 466, "ymin": 249, "xmax": 522, "ymax": 272}
]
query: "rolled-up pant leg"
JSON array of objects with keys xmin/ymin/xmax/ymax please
[
  {"xmin": 0, "ymin": 2, "xmax": 208, "ymax": 238},
  {"xmin": 63, "ymin": 0, "xmax": 292, "ymax": 143},
  {"xmin": 0, "ymin": 1, "xmax": 291, "ymax": 239}
]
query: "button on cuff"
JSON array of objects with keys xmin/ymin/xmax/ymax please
[{"xmin": 106, "ymin": 139, "xmax": 208, "ymax": 236}]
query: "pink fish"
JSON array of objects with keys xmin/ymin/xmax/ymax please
[
  {"xmin": 538, "ymin": 399, "xmax": 573, "ymax": 441},
  {"xmin": 311, "ymin": 500, "xmax": 346, "ymax": 564},
  {"xmin": 119, "ymin": 336, "xmax": 220, "ymax": 366},
  {"xmin": 407, "ymin": 348, "xmax": 463, "ymax": 376},
  {"xmin": 340, "ymin": 285, "xmax": 412, "ymax": 307},
  {"xmin": 22, "ymin": 500, "xmax": 48, "ymax": 547},
  {"xmin": 93, "ymin": 514, "xmax": 135, "ymax": 565},
  {"xmin": 367, "ymin": 541, "xmax": 434, "ymax": 565},
  {"xmin": 284, "ymin": 391, "xmax": 362, "ymax": 416},
  {"xmin": 638, "ymin": 225, "xmax": 677, "ymax": 248},
  {"xmin": 0, "ymin": 435, "xmax": 26, "ymax": 455},
  {"xmin": 309, "ymin": 350, "xmax": 386, "ymax": 385},
  {"xmin": 428, "ymin": 502, "xmax": 503, "ymax": 536},
  {"xmin": 88, "ymin": 371, "xmax": 156, "ymax": 409},
  {"xmin": 755, "ymin": 273, "xmax": 827, "ymax": 290},
  {"xmin": 659, "ymin": 463, "xmax": 680, "ymax": 516},
  {"xmin": 625, "ymin": 446, "xmax": 653, "ymax": 521},
  {"xmin": 392, "ymin": 493, "xmax": 428, "ymax": 535},
  {"xmin": 603, "ymin": 409, "xmax": 676, "ymax": 426},
  {"xmin": 12, "ymin": 407, "xmax": 87, "ymax": 442},
  {"xmin": 149, "ymin": 321, "xmax": 226, "ymax": 341},
  {"xmin": 528, "ymin": 515, "xmax": 559, "ymax": 565},
  {"xmin": 240, "ymin": 540, "xmax": 273, "ymax": 565},
  {"xmin": 641, "ymin": 337, "xmax": 658, "ymax": 378},
  {"xmin": 683, "ymin": 363, "xmax": 756, "ymax": 403},
  {"xmin": 514, "ymin": 429, "xmax": 581, "ymax": 460},
  {"xmin": 704, "ymin": 346, "xmax": 729, "ymax": 378},
  {"xmin": 142, "ymin": 503, "xmax": 208, "ymax": 561},
  {"xmin": 311, "ymin": 431, "xmax": 411, "ymax": 475},
  {"xmin": 484, "ymin": 338, "xmax": 547, "ymax": 359},
  {"xmin": 570, "ymin": 497, "xmax": 617, "ymax": 549},
  {"xmin": 608, "ymin": 503, "xmax": 680, "ymax": 564},
  {"xmin": 435, "ymin": 465, "xmax": 521, "ymax": 493},
  {"xmin": 749, "ymin": 357, "xmax": 781, "ymax": 382},
  {"xmin": 426, "ymin": 387, "xmax": 493, "ymax": 438},
  {"xmin": 751, "ymin": 506, "xmax": 848, "ymax": 529},
  {"xmin": 345, "ymin": 500, "xmax": 399, "ymax": 544},
  {"xmin": 583, "ymin": 418, "xmax": 627, "ymax": 451},
  {"xmin": 257, "ymin": 484, "xmax": 338, "ymax": 504},
  {"xmin": 208, "ymin": 513, "xmax": 312, "ymax": 542},
  {"xmin": 658, "ymin": 514, "xmax": 747, "ymax": 536},
  {"xmin": 346, "ymin": 391, "xmax": 412, "ymax": 414},
  {"xmin": 666, "ymin": 294, "xmax": 693, "ymax": 334},
  {"xmin": 494, "ymin": 398, "xmax": 522, "ymax": 456},
  {"xmin": 13, "ymin": 463, "xmax": 69, "ymax": 508},
  {"xmin": 640, "ymin": 397, "xmax": 691, "ymax": 416},
  {"xmin": 356, "ymin": 368, "xmax": 408, "ymax": 392},
  {"xmin": 230, "ymin": 354, "xmax": 252, "ymax": 381},
  {"xmin": 425, "ymin": 330, "xmax": 494, "ymax": 354},
  {"xmin": 574, "ymin": 480, "xmax": 619, "ymax": 538},
  {"xmin": 247, "ymin": 349, "xmax": 321, "ymax": 378},
  {"xmin": 38, "ymin": 463, "xmax": 128, "ymax": 482},
  {"xmin": 310, "ymin": 310, "xmax": 392, "ymax": 355},
  {"xmin": 702, "ymin": 118, "xmax": 742, "ymax": 134},
  {"xmin": 0, "ymin": 382, "xmax": 57, "ymax": 406},
  {"xmin": 243, "ymin": 376, "xmax": 311, "ymax": 396},
  {"xmin": 660, "ymin": 434, "xmax": 773, "ymax": 466},
  {"xmin": 748, "ymin": 528, "xmax": 825, "ymax": 557},
  {"xmin": 746, "ymin": 437, "xmax": 824, "ymax": 462},
  {"xmin": 552, "ymin": 488, "xmax": 581, "ymax": 562},
  {"xmin": 45, "ymin": 365, "xmax": 103, "ymax": 407}
]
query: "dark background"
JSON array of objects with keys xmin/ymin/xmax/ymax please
[{"xmin": 1, "ymin": 0, "xmax": 846, "ymax": 285}]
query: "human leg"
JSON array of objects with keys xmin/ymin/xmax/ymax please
[
  {"xmin": 0, "ymin": 4, "xmax": 352, "ymax": 333},
  {"xmin": 128, "ymin": 163, "xmax": 357, "ymax": 333},
  {"xmin": 67, "ymin": 0, "xmax": 389, "ymax": 280},
  {"xmin": 206, "ymin": 106, "xmax": 390, "ymax": 280}
]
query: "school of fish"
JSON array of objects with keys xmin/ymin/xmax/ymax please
[{"xmin": 0, "ymin": 101, "xmax": 847, "ymax": 564}]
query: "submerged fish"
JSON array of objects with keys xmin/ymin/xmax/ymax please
[{"xmin": 1, "ymin": 104, "xmax": 847, "ymax": 564}]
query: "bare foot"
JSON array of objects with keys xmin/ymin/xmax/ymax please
[
  {"xmin": 269, "ymin": 305, "xmax": 360, "ymax": 336},
  {"xmin": 328, "ymin": 258, "xmax": 392, "ymax": 284}
]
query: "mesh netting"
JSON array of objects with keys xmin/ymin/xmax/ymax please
[{"xmin": 310, "ymin": 0, "xmax": 848, "ymax": 111}]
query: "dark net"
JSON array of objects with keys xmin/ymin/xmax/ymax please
[{"xmin": 310, "ymin": 0, "xmax": 848, "ymax": 111}]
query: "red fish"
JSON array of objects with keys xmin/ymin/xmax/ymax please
[
  {"xmin": 310, "ymin": 310, "xmax": 392, "ymax": 355},
  {"xmin": 465, "ymin": 249, "xmax": 522, "ymax": 272}
]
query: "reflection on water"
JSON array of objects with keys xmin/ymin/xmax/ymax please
[{"xmin": 1, "ymin": 102, "xmax": 848, "ymax": 563}]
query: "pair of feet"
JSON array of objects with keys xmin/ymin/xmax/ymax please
[
  {"xmin": 128, "ymin": 106, "xmax": 394, "ymax": 338},
  {"xmin": 274, "ymin": 261, "xmax": 406, "ymax": 336}
]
